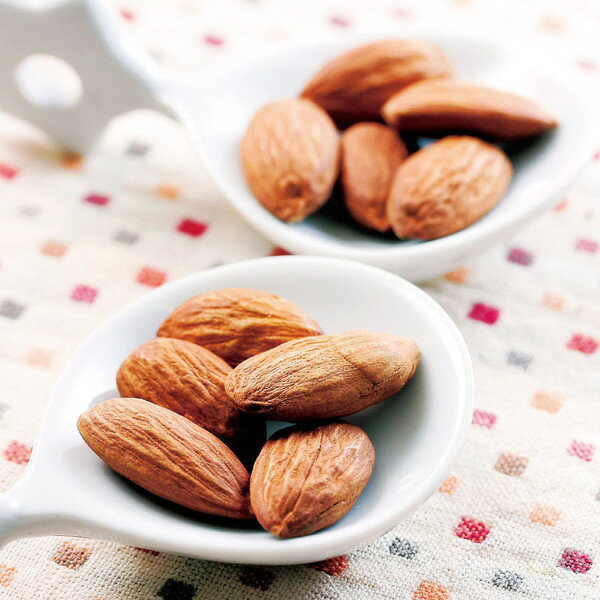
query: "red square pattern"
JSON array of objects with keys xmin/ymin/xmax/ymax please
[
  {"xmin": 311, "ymin": 555, "xmax": 348, "ymax": 577},
  {"xmin": 177, "ymin": 218, "xmax": 208, "ymax": 237},
  {"xmin": 468, "ymin": 303, "xmax": 500, "ymax": 325},
  {"xmin": 558, "ymin": 549, "xmax": 593, "ymax": 574},
  {"xmin": 455, "ymin": 517, "xmax": 490, "ymax": 543}
]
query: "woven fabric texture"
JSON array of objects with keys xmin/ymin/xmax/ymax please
[{"xmin": 0, "ymin": 0, "xmax": 599, "ymax": 598}]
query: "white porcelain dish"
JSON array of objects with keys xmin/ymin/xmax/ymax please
[
  {"xmin": 0, "ymin": 256, "xmax": 473, "ymax": 564},
  {"xmin": 0, "ymin": 1, "xmax": 597, "ymax": 281}
]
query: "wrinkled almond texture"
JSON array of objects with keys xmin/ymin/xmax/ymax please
[
  {"xmin": 388, "ymin": 136, "xmax": 513, "ymax": 240},
  {"xmin": 301, "ymin": 39, "xmax": 453, "ymax": 128},
  {"xmin": 78, "ymin": 398, "xmax": 252, "ymax": 519},
  {"xmin": 116, "ymin": 337, "xmax": 265, "ymax": 466},
  {"xmin": 226, "ymin": 330, "xmax": 420, "ymax": 422},
  {"xmin": 341, "ymin": 122, "xmax": 408, "ymax": 231},
  {"xmin": 382, "ymin": 79, "xmax": 557, "ymax": 141},
  {"xmin": 250, "ymin": 421, "xmax": 375, "ymax": 538},
  {"xmin": 157, "ymin": 288, "xmax": 322, "ymax": 367},
  {"xmin": 241, "ymin": 98, "xmax": 340, "ymax": 222}
]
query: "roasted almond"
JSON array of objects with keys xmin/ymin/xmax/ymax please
[
  {"xmin": 250, "ymin": 421, "xmax": 375, "ymax": 538},
  {"xmin": 382, "ymin": 79, "xmax": 557, "ymax": 141},
  {"xmin": 387, "ymin": 136, "xmax": 513, "ymax": 240},
  {"xmin": 226, "ymin": 330, "xmax": 420, "ymax": 422},
  {"xmin": 301, "ymin": 39, "xmax": 453, "ymax": 128},
  {"xmin": 78, "ymin": 398, "xmax": 252, "ymax": 519},
  {"xmin": 341, "ymin": 122, "xmax": 408, "ymax": 231},
  {"xmin": 157, "ymin": 288, "xmax": 322, "ymax": 367},
  {"xmin": 116, "ymin": 337, "xmax": 265, "ymax": 466},
  {"xmin": 241, "ymin": 98, "xmax": 340, "ymax": 222}
]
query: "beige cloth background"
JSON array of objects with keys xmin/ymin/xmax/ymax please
[{"xmin": 0, "ymin": 0, "xmax": 599, "ymax": 598}]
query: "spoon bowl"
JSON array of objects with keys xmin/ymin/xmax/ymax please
[
  {"xmin": 0, "ymin": 256, "xmax": 473, "ymax": 564},
  {"xmin": 0, "ymin": 1, "xmax": 596, "ymax": 280}
]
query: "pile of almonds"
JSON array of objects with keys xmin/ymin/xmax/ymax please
[
  {"xmin": 241, "ymin": 39, "xmax": 557, "ymax": 240},
  {"xmin": 78, "ymin": 288, "xmax": 420, "ymax": 538}
]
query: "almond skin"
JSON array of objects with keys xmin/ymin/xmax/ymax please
[
  {"xmin": 241, "ymin": 98, "xmax": 340, "ymax": 222},
  {"xmin": 157, "ymin": 288, "xmax": 322, "ymax": 367},
  {"xmin": 341, "ymin": 122, "xmax": 408, "ymax": 231},
  {"xmin": 387, "ymin": 136, "xmax": 513, "ymax": 240},
  {"xmin": 116, "ymin": 337, "xmax": 265, "ymax": 466},
  {"xmin": 226, "ymin": 330, "xmax": 420, "ymax": 422},
  {"xmin": 250, "ymin": 421, "xmax": 375, "ymax": 538},
  {"xmin": 77, "ymin": 398, "xmax": 252, "ymax": 519},
  {"xmin": 301, "ymin": 39, "xmax": 453, "ymax": 128},
  {"xmin": 382, "ymin": 79, "xmax": 557, "ymax": 141}
]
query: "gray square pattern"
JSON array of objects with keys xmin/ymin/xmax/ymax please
[{"xmin": 0, "ymin": 299, "xmax": 25, "ymax": 319}]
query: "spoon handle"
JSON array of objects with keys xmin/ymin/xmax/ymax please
[{"xmin": 0, "ymin": 0, "xmax": 177, "ymax": 153}]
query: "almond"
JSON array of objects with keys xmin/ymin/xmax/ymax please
[
  {"xmin": 382, "ymin": 79, "xmax": 557, "ymax": 141},
  {"xmin": 241, "ymin": 98, "xmax": 340, "ymax": 222},
  {"xmin": 250, "ymin": 421, "xmax": 375, "ymax": 538},
  {"xmin": 301, "ymin": 39, "xmax": 453, "ymax": 128},
  {"xmin": 116, "ymin": 337, "xmax": 265, "ymax": 466},
  {"xmin": 341, "ymin": 122, "xmax": 408, "ymax": 231},
  {"xmin": 78, "ymin": 398, "xmax": 252, "ymax": 519},
  {"xmin": 226, "ymin": 330, "xmax": 420, "ymax": 422},
  {"xmin": 157, "ymin": 288, "xmax": 322, "ymax": 367},
  {"xmin": 387, "ymin": 136, "xmax": 513, "ymax": 240}
]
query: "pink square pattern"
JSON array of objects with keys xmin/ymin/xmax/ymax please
[
  {"xmin": 472, "ymin": 409, "xmax": 497, "ymax": 429},
  {"xmin": 71, "ymin": 285, "xmax": 98, "ymax": 303},
  {"xmin": 3, "ymin": 441, "xmax": 32, "ymax": 465},
  {"xmin": 567, "ymin": 440, "xmax": 595, "ymax": 462},
  {"xmin": 83, "ymin": 193, "xmax": 110, "ymax": 207},
  {"xmin": 575, "ymin": 238, "xmax": 598, "ymax": 253},
  {"xmin": 0, "ymin": 163, "xmax": 18, "ymax": 179},
  {"xmin": 558, "ymin": 549, "xmax": 593, "ymax": 573},
  {"xmin": 507, "ymin": 247, "xmax": 534, "ymax": 265},
  {"xmin": 136, "ymin": 267, "xmax": 167, "ymax": 288}
]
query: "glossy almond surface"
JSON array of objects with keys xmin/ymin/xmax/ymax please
[
  {"xmin": 78, "ymin": 398, "xmax": 252, "ymax": 519},
  {"xmin": 382, "ymin": 79, "xmax": 557, "ymax": 141},
  {"xmin": 116, "ymin": 337, "xmax": 265, "ymax": 464},
  {"xmin": 226, "ymin": 330, "xmax": 420, "ymax": 422},
  {"xmin": 301, "ymin": 39, "xmax": 453, "ymax": 127},
  {"xmin": 157, "ymin": 288, "xmax": 322, "ymax": 367},
  {"xmin": 241, "ymin": 98, "xmax": 340, "ymax": 222},
  {"xmin": 387, "ymin": 136, "xmax": 513, "ymax": 240},
  {"xmin": 250, "ymin": 421, "xmax": 375, "ymax": 538},
  {"xmin": 341, "ymin": 122, "xmax": 408, "ymax": 231}
]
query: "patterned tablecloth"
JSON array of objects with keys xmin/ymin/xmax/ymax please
[{"xmin": 0, "ymin": 0, "xmax": 599, "ymax": 598}]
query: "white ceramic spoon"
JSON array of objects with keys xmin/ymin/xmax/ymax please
[
  {"xmin": 0, "ymin": 0, "xmax": 598, "ymax": 280},
  {"xmin": 0, "ymin": 256, "xmax": 473, "ymax": 564}
]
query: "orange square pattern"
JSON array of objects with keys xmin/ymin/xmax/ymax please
[
  {"xmin": 0, "ymin": 566, "xmax": 16, "ymax": 587},
  {"xmin": 438, "ymin": 476, "xmax": 460, "ymax": 495},
  {"xmin": 444, "ymin": 266, "xmax": 470, "ymax": 284},
  {"xmin": 530, "ymin": 503, "xmax": 560, "ymax": 526},
  {"xmin": 52, "ymin": 542, "xmax": 92, "ymax": 570},
  {"xmin": 531, "ymin": 391, "xmax": 563, "ymax": 413},
  {"xmin": 413, "ymin": 580, "xmax": 450, "ymax": 600}
]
